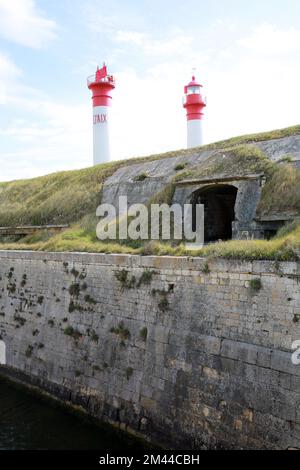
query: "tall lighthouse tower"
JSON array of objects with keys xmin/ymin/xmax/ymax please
[
  {"xmin": 87, "ymin": 64, "xmax": 115, "ymax": 165},
  {"xmin": 183, "ymin": 75, "xmax": 206, "ymax": 148}
]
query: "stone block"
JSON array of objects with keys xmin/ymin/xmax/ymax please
[
  {"xmin": 221, "ymin": 339, "xmax": 258, "ymax": 365},
  {"xmin": 271, "ymin": 350, "xmax": 300, "ymax": 377}
]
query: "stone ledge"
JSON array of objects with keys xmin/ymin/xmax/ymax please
[{"xmin": 0, "ymin": 250, "xmax": 298, "ymax": 275}]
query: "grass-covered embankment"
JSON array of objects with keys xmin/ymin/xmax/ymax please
[
  {"xmin": 0, "ymin": 125, "xmax": 300, "ymax": 260},
  {"xmin": 0, "ymin": 217, "xmax": 299, "ymax": 262}
]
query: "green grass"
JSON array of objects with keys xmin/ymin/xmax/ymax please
[
  {"xmin": 1, "ymin": 216, "xmax": 297, "ymax": 261},
  {"xmin": 257, "ymin": 164, "xmax": 300, "ymax": 216},
  {"xmin": 0, "ymin": 163, "xmax": 121, "ymax": 227},
  {"xmin": 249, "ymin": 278, "xmax": 263, "ymax": 291},
  {"xmin": 133, "ymin": 172, "xmax": 148, "ymax": 182},
  {"xmin": 173, "ymin": 145, "xmax": 273, "ymax": 182}
]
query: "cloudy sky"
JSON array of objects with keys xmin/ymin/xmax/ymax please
[{"xmin": 1, "ymin": 0, "xmax": 300, "ymax": 181}]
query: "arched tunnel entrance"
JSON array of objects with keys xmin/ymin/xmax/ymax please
[{"xmin": 191, "ymin": 185, "xmax": 238, "ymax": 243}]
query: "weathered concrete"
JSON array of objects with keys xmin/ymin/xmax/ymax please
[
  {"xmin": 101, "ymin": 150, "xmax": 214, "ymax": 209},
  {"xmin": 101, "ymin": 134, "xmax": 300, "ymax": 240},
  {"xmin": 0, "ymin": 250, "xmax": 300, "ymax": 449},
  {"xmin": 256, "ymin": 134, "xmax": 300, "ymax": 162}
]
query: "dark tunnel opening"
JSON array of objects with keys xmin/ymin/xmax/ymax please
[{"xmin": 191, "ymin": 185, "xmax": 238, "ymax": 243}]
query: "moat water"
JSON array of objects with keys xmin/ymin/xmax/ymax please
[{"xmin": 0, "ymin": 377, "xmax": 148, "ymax": 450}]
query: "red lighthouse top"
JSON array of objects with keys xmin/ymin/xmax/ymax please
[
  {"xmin": 184, "ymin": 75, "xmax": 203, "ymax": 93},
  {"xmin": 183, "ymin": 74, "xmax": 206, "ymax": 121},
  {"xmin": 87, "ymin": 64, "xmax": 115, "ymax": 107}
]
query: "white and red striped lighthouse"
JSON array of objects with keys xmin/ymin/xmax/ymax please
[
  {"xmin": 87, "ymin": 64, "xmax": 115, "ymax": 165},
  {"xmin": 183, "ymin": 75, "xmax": 206, "ymax": 148}
]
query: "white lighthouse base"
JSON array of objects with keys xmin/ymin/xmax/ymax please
[
  {"xmin": 93, "ymin": 105, "xmax": 110, "ymax": 165},
  {"xmin": 187, "ymin": 119, "xmax": 203, "ymax": 148}
]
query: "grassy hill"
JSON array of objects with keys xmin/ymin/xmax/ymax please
[{"xmin": 0, "ymin": 124, "xmax": 300, "ymax": 261}]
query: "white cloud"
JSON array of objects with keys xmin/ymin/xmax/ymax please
[
  {"xmin": 85, "ymin": 10, "xmax": 121, "ymax": 35},
  {"xmin": 115, "ymin": 30, "xmax": 193, "ymax": 57},
  {"xmin": 0, "ymin": 99, "xmax": 92, "ymax": 176},
  {"xmin": 109, "ymin": 65, "xmax": 187, "ymax": 160},
  {"xmin": 238, "ymin": 23, "xmax": 300, "ymax": 55},
  {"xmin": 0, "ymin": 53, "xmax": 22, "ymax": 104},
  {"xmin": 115, "ymin": 30, "xmax": 145, "ymax": 46},
  {"xmin": 0, "ymin": 54, "xmax": 92, "ymax": 181},
  {"xmin": 0, "ymin": 0, "xmax": 57, "ymax": 48}
]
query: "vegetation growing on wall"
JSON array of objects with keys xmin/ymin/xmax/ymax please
[
  {"xmin": 173, "ymin": 145, "xmax": 273, "ymax": 182},
  {"xmin": 64, "ymin": 326, "xmax": 82, "ymax": 340},
  {"xmin": 110, "ymin": 322, "xmax": 130, "ymax": 340},
  {"xmin": 256, "ymin": 164, "xmax": 300, "ymax": 216},
  {"xmin": 249, "ymin": 278, "xmax": 263, "ymax": 291},
  {"xmin": 140, "ymin": 327, "xmax": 148, "ymax": 341},
  {"xmin": 114, "ymin": 270, "xmax": 136, "ymax": 289}
]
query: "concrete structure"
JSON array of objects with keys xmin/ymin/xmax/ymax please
[
  {"xmin": 0, "ymin": 250, "xmax": 300, "ymax": 449},
  {"xmin": 87, "ymin": 64, "xmax": 115, "ymax": 165},
  {"xmin": 183, "ymin": 75, "xmax": 206, "ymax": 148},
  {"xmin": 101, "ymin": 133, "xmax": 300, "ymax": 241}
]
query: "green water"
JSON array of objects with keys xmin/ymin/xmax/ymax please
[{"xmin": 0, "ymin": 378, "xmax": 148, "ymax": 450}]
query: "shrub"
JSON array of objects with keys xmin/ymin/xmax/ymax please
[
  {"xmin": 70, "ymin": 267, "xmax": 79, "ymax": 278},
  {"xmin": 174, "ymin": 163, "xmax": 186, "ymax": 171},
  {"xmin": 202, "ymin": 262, "xmax": 210, "ymax": 274},
  {"xmin": 84, "ymin": 294, "xmax": 97, "ymax": 304},
  {"xmin": 140, "ymin": 327, "xmax": 148, "ymax": 341},
  {"xmin": 133, "ymin": 173, "xmax": 148, "ymax": 182},
  {"xmin": 90, "ymin": 330, "xmax": 99, "ymax": 342},
  {"xmin": 110, "ymin": 322, "xmax": 130, "ymax": 340},
  {"xmin": 158, "ymin": 294, "xmax": 169, "ymax": 312},
  {"xmin": 114, "ymin": 270, "xmax": 136, "ymax": 289},
  {"xmin": 152, "ymin": 289, "xmax": 170, "ymax": 312},
  {"xmin": 68, "ymin": 300, "xmax": 83, "ymax": 313},
  {"xmin": 64, "ymin": 326, "xmax": 82, "ymax": 340},
  {"xmin": 249, "ymin": 278, "xmax": 262, "ymax": 291},
  {"xmin": 137, "ymin": 270, "xmax": 155, "ymax": 287},
  {"xmin": 68, "ymin": 283, "xmax": 80, "ymax": 297},
  {"xmin": 7, "ymin": 283, "xmax": 16, "ymax": 294}
]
